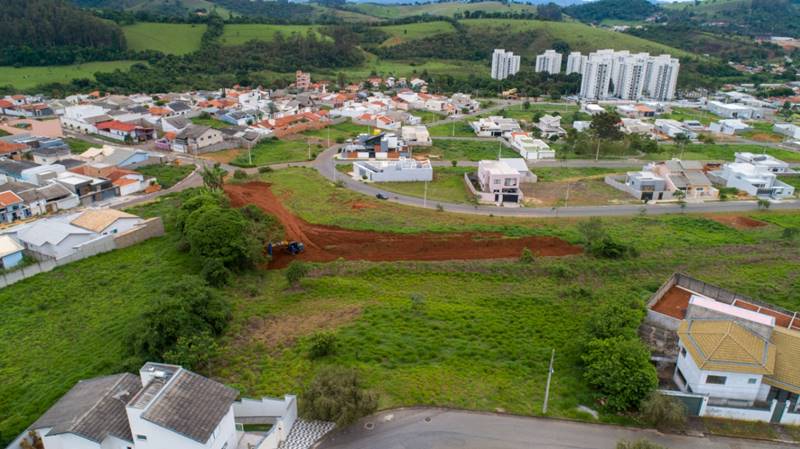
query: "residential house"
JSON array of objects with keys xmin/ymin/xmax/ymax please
[
  {"xmin": 32, "ymin": 146, "xmax": 71, "ymax": 165},
  {"xmin": 509, "ymin": 132, "xmax": 555, "ymax": 160},
  {"xmin": 735, "ymin": 152, "xmax": 793, "ymax": 173},
  {"xmin": 256, "ymin": 112, "xmax": 330, "ymax": 138},
  {"xmin": 295, "ymin": 70, "xmax": 311, "ymax": 90},
  {"xmin": 352, "ymin": 158, "xmax": 433, "ymax": 182},
  {"xmin": 620, "ymin": 118, "xmax": 655, "ymax": 136},
  {"xmin": 650, "ymin": 159, "xmax": 718, "ymax": 200},
  {"xmin": 339, "ymin": 133, "xmax": 409, "ymax": 160},
  {"xmin": 400, "ymin": 126, "xmax": 432, "ymax": 146},
  {"xmin": 617, "ymin": 104, "xmax": 657, "ymax": 119},
  {"xmin": 19, "ymin": 182, "xmax": 80, "ymax": 213},
  {"xmin": 71, "ymin": 208, "xmax": 143, "ymax": 235},
  {"xmin": 612, "ymin": 170, "xmax": 670, "ymax": 201},
  {"xmin": 654, "ymin": 119, "xmax": 698, "ymax": 139},
  {"xmin": 500, "ymin": 158, "xmax": 536, "ymax": 182},
  {"xmin": 467, "ymin": 160, "xmax": 523, "ymax": 206},
  {"xmin": 95, "ymin": 121, "xmax": 155, "ymax": 143},
  {"xmin": 714, "ymin": 162, "xmax": 795, "ymax": 199},
  {"xmin": 0, "ymin": 159, "xmax": 39, "ymax": 182},
  {"xmin": 0, "ymin": 190, "xmax": 29, "ymax": 223},
  {"xmin": 0, "ymin": 235, "xmax": 24, "ymax": 269},
  {"xmin": 710, "ymin": 119, "xmax": 751, "ymax": 135},
  {"xmin": 79, "ymin": 146, "xmax": 152, "ymax": 168},
  {"xmin": 161, "ymin": 116, "xmax": 192, "ymax": 134},
  {"xmin": 535, "ymin": 115, "xmax": 566, "ymax": 138},
  {"xmin": 707, "ymin": 100, "xmax": 761, "ymax": 119},
  {"xmin": 470, "ymin": 116, "xmax": 521, "ymax": 138},
  {"xmin": 581, "ymin": 104, "xmax": 606, "ymax": 115},
  {"xmin": 55, "ymin": 171, "xmax": 117, "ymax": 204},
  {"xmin": 218, "ymin": 110, "xmax": 258, "ymax": 126},
  {"xmin": 79, "ymin": 164, "xmax": 152, "ymax": 196},
  {"xmin": 60, "ymin": 105, "xmax": 111, "ymax": 134},
  {"xmin": 0, "ymin": 141, "xmax": 28, "ymax": 160},
  {"xmin": 14, "ymin": 362, "xmax": 299, "ymax": 449},
  {"xmin": 9, "ymin": 219, "xmax": 96, "ymax": 259},
  {"xmin": 167, "ymin": 101, "xmax": 192, "ymax": 117},
  {"xmin": 773, "ymin": 123, "xmax": 800, "ymax": 140},
  {"xmin": 172, "ymin": 126, "xmax": 224, "ymax": 154}
]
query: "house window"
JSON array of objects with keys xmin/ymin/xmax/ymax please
[
  {"xmin": 494, "ymin": 179, "xmax": 500, "ymax": 185},
  {"xmin": 748, "ymin": 378, "xmax": 758, "ymax": 384},
  {"xmin": 676, "ymin": 367, "xmax": 688, "ymax": 387},
  {"xmin": 706, "ymin": 375, "xmax": 727, "ymax": 385},
  {"xmin": 680, "ymin": 347, "xmax": 687, "ymax": 358},
  {"xmin": 136, "ymin": 435, "xmax": 147, "ymax": 441},
  {"xmin": 222, "ymin": 444, "xmax": 228, "ymax": 449}
]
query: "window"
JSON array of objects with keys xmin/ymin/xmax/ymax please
[
  {"xmin": 706, "ymin": 375, "xmax": 727, "ymax": 385},
  {"xmin": 676, "ymin": 368, "xmax": 688, "ymax": 386},
  {"xmin": 748, "ymin": 378, "xmax": 758, "ymax": 384},
  {"xmin": 222, "ymin": 444, "xmax": 228, "ymax": 449},
  {"xmin": 680, "ymin": 347, "xmax": 687, "ymax": 358},
  {"xmin": 494, "ymin": 179, "xmax": 500, "ymax": 185},
  {"xmin": 136, "ymin": 435, "xmax": 147, "ymax": 441},
  {"xmin": 504, "ymin": 178, "xmax": 516, "ymax": 187}
]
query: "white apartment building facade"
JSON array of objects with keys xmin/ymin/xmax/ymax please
[
  {"xmin": 535, "ymin": 50, "xmax": 562, "ymax": 74},
  {"xmin": 491, "ymin": 49, "xmax": 521, "ymax": 80},
  {"xmin": 579, "ymin": 49, "xmax": 680, "ymax": 101},
  {"xmin": 566, "ymin": 52, "xmax": 586, "ymax": 75}
]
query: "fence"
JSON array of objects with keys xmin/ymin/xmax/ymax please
[
  {"xmin": 233, "ymin": 395, "xmax": 298, "ymax": 449},
  {"xmin": 0, "ymin": 218, "xmax": 164, "ymax": 289},
  {"xmin": 659, "ymin": 390, "xmax": 779, "ymax": 422}
]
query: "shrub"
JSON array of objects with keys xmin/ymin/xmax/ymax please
[
  {"xmin": 258, "ymin": 166, "xmax": 274, "ymax": 173},
  {"xmin": 184, "ymin": 204, "xmax": 262, "ymax": 269},
  {"xmin": 308, "ymin": 332, "xmax": 337, "ymax": 359},
  {"xmin": 301, "ymin": 367, "xmax": 378, "ymax": 426},
  {"xmin": 201, "ymin": 258, "xmax": 231, "ymax": 287},
  {"xmin": 640, "ymin": 391, "xmax": 687, "ymax": 431},
  {"xmin": 410, "ymin": 293, "xmax": 425, "ymax": 314},
  {"xmin": 451, "ymin": 160, "xmax": 458, "ymax": 167},
  {"xmin": 286, "ymin": 260, "xmax": 309, "ymax": 287},
  {"xmin": 233, "ymin": 169, "xmax": 248, "ymax": 179},
  {"xmin": 163, "ymin": 331, "xmax": 220, "ymax": 371},
  {"xmin": 587, "ymin": 300, "xmax": 645, "ymax": 340},
  {"xmin": 782, "ymin": 227, "xmax": 799, "ymax": 240},
  {"xmin": 436, "ymin": 203, "xmax": 444, "ymax": 212},
  {"xmin": 582, "ymin": 337, "xmax": 658, "ymax": 412},
  {"xmin": 758, "ymin": 199, "xmax": 771, "ymax": 209},
  {"xmin": 519, "ymin": 247, "xmax": 535, "ymax": 263},
  {"xmin": 578, "ymin": 218, "xmax": 637, "ymax": 259}
]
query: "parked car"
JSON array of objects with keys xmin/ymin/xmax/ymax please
[{"xmin": 376, "ymin": 193, "xmax": 389, "ymax": 200}]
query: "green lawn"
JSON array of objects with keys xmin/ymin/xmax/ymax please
[
  {"xmin": 231, "ymin": 139, "xmax": 322, "ymax": 167},
  {"xmin": 135, "ymin": 163, "xmax": 196, "ymax": 189},
  {"xmin": 533, "ymin": 167, "xmax": 638, "ymax": 182},
  {"xmin": 3, "ymin": 168, "xmax": 800, "ymax": 446},
  {"xmin": 422, "ymin": 139, "xmax": 518, "ymax": 161},
  {"xmin": 123, "ymin": 23, "xmax": 207, "ymax": 55},
  {"xmin": 322, "ymin": 56, "xmax": 488, "ymax": 80},
  {"xmin": 660, "ymin": 107, "xmax": 721, "ymax": 126},
  {"xmin": 428, "ymin": 121, "xmax": 476, "ymax": 137},
  {"xmin": 302, "ymin": 120, "xmax": 369, "ymax": 142},
  {"xmin": 221, "ymin": 24, "xmax": 322, "ymax": 45},
  {"xmin": 641, "ymin": 144, "xmax": 800, "ymax": 162},
  {"xmin": 379, "ymin": 21, "xmax": 457, "ymax": 46},
  {"xmin": 351, "ymin": 1, "xmax": 537, "ymax": 19},
  {"xmin": 412, "ymin": 109, "xmax": 448, "ymax": 124},
  {"xmin": 191, "ymin": 116, "xmax": 228, "ymax": 129},
  {"xmin": 376, "ymin": 166, "xmax": 475, "ymax": 204},
  {"xmin": 0, "ymin": 61, "xmax": 143, "ymax": 90},
  {"xmin": 64, "ymin": 138, "xmax": 94, "ymax": 154}
]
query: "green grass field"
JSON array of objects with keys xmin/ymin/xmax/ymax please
[
  {"xmin": 191, "ymin": 116, "xmax": 228, "ymax": 129},
  {"xmin": 641, "ymin": 144, "xmax": 800, "ymax": 162},
  {"xmin": 351, "ymin": 1, "xmax": 537, "ymax": 19},
  {"xmin": 377, "ymin": 166, "xmax": 475, "ymax": 204},
  {"xmin": 135, "ymin": 163, "xmax": 195, "ymax": 188},
  {"xmin": 0, "ymin": 61, "xmax": 143, "ymax": 90},
  {"xmin": 123, "ymin": 23, "xmax": 207, "ymax": 55},
  {"xmin": 428, "ymin": 121, "xmax": 477, "ymax": 137},
  {"xmin": 323, "ymin": 57, "xmax": 488, "ymax": 80},
  {"xmin": 379, "ymin": 21, "xmax": 457, "ymax": 46},
  {"xmin": 422, "ymin": 140, "xmax": 519, "ymax": 161},
  {"xmin": 64, "ymin": 138, "xmax": 94, "ymax": 154},
  {"xmin": 231, "ymin": 139, "xmax": 322, "ymax": 167},
  {"xmin": 2, "ymin": 168, "xmax": 800, "ymax": 446},
  {"xmin": 221, "ymin": 24, "xmax": 323, "ymax": 46},
  {"xmin": 302, "ymin": 120, "xmax": 368, "ymax": 142}
]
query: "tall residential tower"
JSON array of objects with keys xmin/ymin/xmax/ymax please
[{"xmin": 491, "ymin": 49, "xmax": 521, "ymax": 80}]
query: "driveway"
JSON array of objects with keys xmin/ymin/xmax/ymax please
[{"xmin": 318, "ymin": 408, "xmax": 794, "ymax": 449}]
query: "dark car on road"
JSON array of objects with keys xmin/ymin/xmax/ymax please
[{"xmin": 376, "ymin": 193, "xmax": 389, "ymax": 200}]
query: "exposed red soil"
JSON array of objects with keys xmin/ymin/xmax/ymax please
[
  {"xmin": 224, "ymin": 181, "xmax": 582, "ymax": 268},
  {"xmin": 708, "ymin": 215, "xmax": 767, "ymax": 230},
  {"xmin": 652, "ymin": 285, "xmax": 693, "ymax": 319}
]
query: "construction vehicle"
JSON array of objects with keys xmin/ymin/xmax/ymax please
[{"xmin": 267, "ymin": 241, "xmax": 305, "ymax": 256}]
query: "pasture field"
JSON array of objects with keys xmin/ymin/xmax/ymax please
[
  {"xmin": 221, "ymin": 24, "xmax": 323, "ymax": 45},
  {"xmin": 123, "ymin": 23, "xmax": 207, "ymax": 54},
  {"xmin": 376, "ymin": 166, "xmax": 475, "ymax": 204},
  {"xmin": 379, "ymin": 21, "xmax": 457, "ymax": 46},
  {"xmin": 351, "ymin": 1, "xmax": 537, "ymax": 19},
  {"xmin": 0, "ymin": 61, "xmax": 142, "ymax": 90},
  {"xmin": 135, "ymin": 163, "xmax": 196, "ymax": 189},
  {"xmin": 231, "ymin": 139, "xmax": 323, "ymax": 167},
  {"xmin": 421, "ymin": 140, "xmax": 518, "ymax": 161},
  {"xmin": 2, "ymin": 168, "xmax": 800, "ymax": 447}
]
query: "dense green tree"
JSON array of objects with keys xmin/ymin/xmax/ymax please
[
  {"xmin": 640, "ymin": 391, "xmax": 688, "ymax": 431},
  {"xmin": 590, "ymin": 111, "xmax": 624, "ymax": 141},
  {"xmin": 184, "ymin": 204, "xmax": 262, "ymax": 269},
  {"xmin": 583, "ymin": 337, "xmax": 658, "ymax": 412},
  {"xmin": 587, "ymin": 299, "xmax": 646, "ymax": 340},
  {"xmin": 301, "ymin": 367, "xmax": 378, "ymax": 426}
]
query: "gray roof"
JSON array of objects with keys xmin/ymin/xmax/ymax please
[
  {"xmin": 57, "ymin": 158, "xmax": 86, "ymax": 169},
  {"xmin": 168, "ymin": 101, "xmax": 191, "ymax": 112},
  {"xmin": 165, "ymin": 116, "xmax": 191, "ymax": 129},
  {"xmin": 685, "ymin": 170, "xmax": 711, "ymax": 186},
  {"xmin": 32, "ymin": 146, "xmax": 70, "ymax": 157},
  {"xmin": 32, "ymin": 373, "xmax": 141, "ymax": 443},
  {"xmin": 36, "ymin": 183, "xmax": 75, "ymax": 201},
  {"xmin": 177, "ymin": 125, "xmax": 213, "ymax": 140},
  {"xmin": 0, "ymin": 160, "xmax": 38, "ymax": 177},
  {"xmin": 141, "ymin": 369, "xmax": 237, "ymax": 443}
]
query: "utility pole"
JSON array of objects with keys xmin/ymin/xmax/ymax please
[
  {"xmin": 423, "ymin": 180, "xmax": 428, "ymax": 208},
  {"xmin": 543, "ymin": 348, "xmax": 555, "ymax": 414},
  {"xmin": 564, "ymin": 183, "xmax": 571, "ymax": 208},
  {"xmin": 307, "ymin": 140, "xmax": 311, "ymax": 160},
  {"xmin": 452, "ymin": 119, "xmax": 455, "ymax": 137}
]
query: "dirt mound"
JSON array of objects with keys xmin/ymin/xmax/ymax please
[
  {"xmin": 224, "ymin": 182, "xmax": 582, "ymax": 268},
  {"xmin": 709, "ymin": 216, "xmax": 767, "ymax": 230}
]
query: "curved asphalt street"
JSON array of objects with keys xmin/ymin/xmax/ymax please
[
  {"xmin": 318, "ymin": 408, "xmax": 795, "ymax": 449},
  {"xmin": 313, "ymin": 146, "xmax": 800, "ymax": 218}
]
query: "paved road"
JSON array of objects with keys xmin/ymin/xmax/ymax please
[
  {"xmin": 314, "ymin": 147, "xmax": 800, "ymax": 217},
  {"xmin": 318, "ymin": 409, "xmax": 794, "ymax": 449}
]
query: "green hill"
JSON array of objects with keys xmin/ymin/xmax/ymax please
[
  {"xmin": 662, "ymin": 0, "xmax": 800, "ymax": 37},
  {"xmin": 123, "ymin": 22, "xmax": 207, "ymax": 54},
  {"xmin": 348, "ymin": 1, "xmax": 537, "ymax": 19},
  {"xmin": 220, "ymin": 24, "xmax": 324, "ymax": 46},
  {"xmin": 564, "ymin": 0, "xmax": 658, "ymax": 23}
]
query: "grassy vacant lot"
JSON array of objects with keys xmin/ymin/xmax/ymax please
[
  {"xmin": 231, "ymin": 139, "xmax": 322, "ymax": 167},
  {"xmin": 2, "ymin": 167, "xmax": 800, "ymax": 446},
  {"xmin": 660, "ymin": 107, "xmax": 719, "ymax": 126},
  {"xmin": 0, "ymin": 61, "xmax": 142, "ymax": 90},
  {"xmin": 740, "ymin": 121, "xmax": 785, "ymax": 143},
  {"xmin": 191, "ymin": 116, "xmax": 228, "ymax": 129},
  {"xmin": 377, "ymin": 166, "xmax": 474, "ymax": 204},
  {"xmin": 64, "ymin": 138, "xmax": 94, "ymax": 154},
  {"xmin": 379, "ymin": 21, "xmax": 457, "ymax": 46},
  {"xmin": 421, "ymin": 140, "xmax": 518, "ymax": 161},
  {"xmin": 135, "ymin": 163, "xmax": 195, "ymax": 189},
  {"xmin": 461, "ymin": 19, "xmax": 692, "ymax": 58},
  {"xmin": 329, "ymin": 57, "xmax": 488, "ymax": 80},
  {"xmin": 642, "ymin": 143, "xmax": 800, "ymax": 162},
  {"xmin": 428, "ymin": 120, "xmax": 476, "ymax": 138},
  {"xmin": 302, "ymin": 120, "xmax": 368, "ymax": 142},
  {"xmin": 220, "ymin": 24, "xmax": 322, "ymax": 45},
  {"xmin": 533, "ymin": 167, "xmax": 639, "ymax": 182},
  {"xmin": 123, "ymin": 23, "xmax": 207, "ymax": 55}
]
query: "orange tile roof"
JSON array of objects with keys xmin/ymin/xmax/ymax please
[
  {"xmin": 149, "ymin": 107, "xmax": 170, "ymax": 116},
  {"xmin": 0, "ymin": 190, "xmax": 23, "ymax": 207},
  {"xmin": 0, "ymin": 100, "xmax": 14, "ymax": 108},
  {"xmin": 113, "ymin": 178, "xmax": 138, "ymax": 187},
  {"xmin": 0, "ymin": 141, "xmax": 26, "ymax": 154},
  {"xmin": 164, "ymin": 131, "xmax": 177, "ymax": 141},
  {"xmin": 96, "ymin": 120, "xmax": 137, "ymax": 132}
]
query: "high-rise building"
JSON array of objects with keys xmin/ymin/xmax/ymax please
[
  {"xmin": 535, "ymin": 50, "xmax": 562, "ymax": 74},
  {"xmin": 579, "ymin": 50, "xmax": 680, "ymax": 101},
  {"xmin": 566, "ymin": 52, "xmax": 586, "ymax": 75},
  {"xmin": 491, "ymin": 49, "xmax": 521, "ymax": 80}
]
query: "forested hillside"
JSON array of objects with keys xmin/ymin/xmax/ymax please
[
  {"xmin": 563, "ymin": 0, "xmax": 658, "ymax": 23},
  {"xmin": 1, "ymin": 0, "xmax": 125, "ymax": 50},
  {"xmin": 666, "ymin": 0, "xmax": 800, "ymax": 38}
]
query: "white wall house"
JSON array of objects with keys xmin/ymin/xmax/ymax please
[
  {"xmin": 472, "ymin": 160, "xmax": 522, "ymax": 206},
  {"xmin": 707, "ymin": 100, "xmax": 760, "ymax": 119},
  {"xmin": 509, "ymin": 133, "xmax": 555, "ymax": 160},
  {"xmin": 735, "ymin": 152, "xmax": 793, "ymax": 174},
  {"xmin": 773, "ymin": 123, "xmax": 800, "ymax": 140},
  {"xmin": 715, "ymin": 163, "xmax": 795, "ymax": 199},
  {"xmin": 352, "ymin": 158, "xmax": 433, "ymax": 182},
  {"xmin": 400, "ymin": 126, "xmax": 432, "ymax": 146},
  {"xmin": 709, "ymin": 119, "xmax": 751, "ymax": 135},
  {"xmin": 60, "ymin": 105, "xmax": 109, "ymax": 134},
  {"xmin": 470, "ymin": 116, "xmax": 521, "ymax": 138}
]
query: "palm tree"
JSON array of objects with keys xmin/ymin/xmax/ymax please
[
  {"xmin": 201, "ymin": 164, "xmax": 226, "ymax": 191},
  {"xmin": 673, "ymin": 133, "xmax": 691, "ymax": 159}
]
